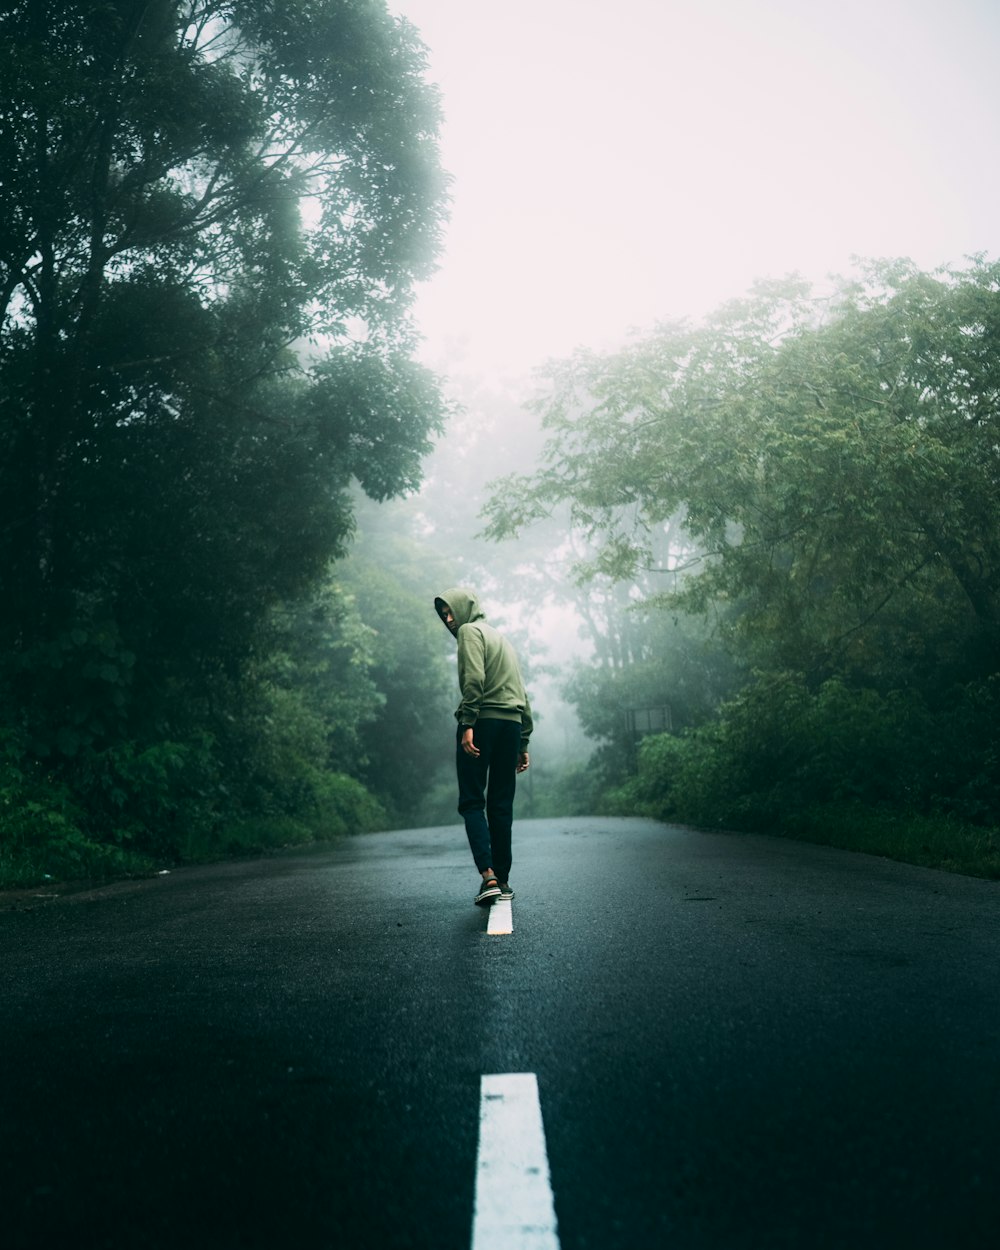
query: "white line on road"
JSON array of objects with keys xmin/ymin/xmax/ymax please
[
  {"xmin": 487, "ymin": 899, "xmax": 513, "ymax": 934},
  {"xmin": 471, "ymin": 1073, "xmax": 561, "ymax": 1250}
]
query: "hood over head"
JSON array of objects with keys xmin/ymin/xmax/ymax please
[{"xmin": 434, "ymin": 587, "xmax": 485, "ymax": 634}]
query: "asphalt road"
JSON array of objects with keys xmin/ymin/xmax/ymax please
[{"xmin": 2, "ymin": 816, "xmax": 999, "ymax": 1249}]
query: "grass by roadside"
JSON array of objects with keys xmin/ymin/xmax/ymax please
[
  {"xmin": 637, "ymin": 802, "xmax": 1000, "ymax": 880},
  {"xmin": 0, "ymin": 841, "xmax": 156, "ymax": 893},
  {"xmin": 774, "ymin": 804, "xmax": 1000, "ymax": 879},
  {"xmin": 0, "ymin": 814, "xmax": 361, "ymax": 894},
  {"xmin": 6, "ymin": 800, "xmax": 999, "ymax": 895},
  {"xmin": 603, "ymin": 778, "xmax": 1000, "ymax": 879},
  {"xmin": 0, "ymin": 827, "xmax": 364, "ymax": 911}
]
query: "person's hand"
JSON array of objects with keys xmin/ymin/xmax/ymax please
[
  {"xmin": 461, "ymin": 727, "xmax": 480, "ymax": 757},
  {"xmin": 516, "ymin": 752, "xmax": 530, "ymax": 773}
]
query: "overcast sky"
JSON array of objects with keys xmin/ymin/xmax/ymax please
[{"xmin": 391, "ymin": 0, "xmax": 1000, "ymax": 379}]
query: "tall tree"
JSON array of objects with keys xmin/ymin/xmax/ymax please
[
  {"xmin": 0, "ymin": 0, "xmax": 448, "ymax": 761},
  {"xmin": 484, "ymin": 260, "xmax": 1000, "ymax": 691}
]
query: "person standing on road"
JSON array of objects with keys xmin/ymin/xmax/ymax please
[{"xmin": 435, "ymin": 587, "xmax": 532, "ymax": 907}]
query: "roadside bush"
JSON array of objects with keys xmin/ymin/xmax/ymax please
[
  {"xmin": 82, "ymin": 734, "xmax": 222, "ymax": 858},
  {"xmin": 527, "ymin": 761, "xmax": 604, "ymax": 818},
  {"xmin": 602, "ymin": 729, "xmax": 731, "ymax": 825},
  {"xmin": 930, "ymin": 675, "xmax": 1000, "ymax": 826},
  {"xmin": 313, "ymin": 771, "xmax": 386, "ymax": 836},
  {"xmin": 0, "ymin": 730, "xmax": 154, "ymax": 885},
  {"xmin": 606, "ymin": 672, "xmax": 982, "ymax": 829},
  {"xmin": 217, "ymin": 773, "xmax": 385, "ymax": 857},
  {"xmin": 0, "ymin": 679, "xmax": 390, "ymax": 884},
  {"xmin": 790, "ymin": 803, "xmax": 1000, "ymax": 878},
  {"xmin": 601, "ymin": 669, "xmax": 1000, "ymax": 877}
]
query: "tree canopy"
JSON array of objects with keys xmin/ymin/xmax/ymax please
[
  {"xmin": 0, "ymin": 0, "xmax": 449, "ymax": 876},
  {"xmin": 484, "ymin": 259, "xmax": 1000, "ymax": 855},
  {"xmin": 485, "ymin": 259, "xmax": 1000, "ymax": 688}
]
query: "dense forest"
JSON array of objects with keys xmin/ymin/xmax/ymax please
[
  {"xmin": 0, "ymin": 0, "xmax": 452, "ymax": 883},
  {"xmin": 2, "ymin": 3, "xmax": 998, "ymax": 887}
]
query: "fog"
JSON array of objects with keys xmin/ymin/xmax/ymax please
[
  {"xmin": 382, "ymin": 0, "xmax": 1000, "ymax": 792},
  {"xmin": 394, "ymin": 0, "xmax": 1000, "ymax": 380},
  {"xmin": 3, "ymin": 0, "xmax": 996, "ymax": 871}
]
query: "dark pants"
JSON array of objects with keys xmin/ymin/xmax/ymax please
[{"xmin": 456, "ymin": 718, "xmax": 521, "ymax": 881}]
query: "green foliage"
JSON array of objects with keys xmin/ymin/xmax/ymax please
[
  {"xmin": 604, "ymin": 672, "xmax": 1000, "ymax": 875},
  {"xmin": 785, "ymin": 807, "xmax": 1000, "ymax": 880},
  {"xmin": 0, "ymin": 729, "xmax": 158, "ymax": 884},
  {"xmin": 336, "ymin": 504, "xmax": 458, "ymax": 825},
  {"xmin": 522, "ymin": 761, "xmax": 602, "ymax": 818},
  {"xmin": 259, "ymin": 579, "xmax": 386, "ymax": 774},
  {"xmin": 0, "ymin": 1, "xmax": 447, "ymax": 881},
  {"xmin": 86, "ymin": 736, "xmax": 221, "ymax": 851},
  {"xmin": 613, "ymin": 674, "xmax": 930, "ymax": 826},
  {"xmin": 219, "ymin": 774, "xmax": 386, "ymax": 857},
  {"xmin": 486, "ymin": 260, "xmax": 1000, "ymax": 680},
  {"xmin": 489, "ymin": 260, "xmax": 1000, "ymax": 869},
  {"xmin": 565, "ymin": 605, "xmax": 744, "ymax": 786}
]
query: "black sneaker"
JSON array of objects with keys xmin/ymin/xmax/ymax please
[
  {"xmin": 497, "ymin": 882, "xmax": 514, "ymax": 901},
  {"xmin": 475, "ymin": 877, "xmax": 501, "ymax": 906}
]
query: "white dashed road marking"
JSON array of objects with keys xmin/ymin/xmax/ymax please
[
  {"xmin": 471, "ymin": 1073, "xmax": 561, "ymax": 1250},
  {"xmin": 487, "ymin": 898, "xmax": 513, "ymax": 934}
]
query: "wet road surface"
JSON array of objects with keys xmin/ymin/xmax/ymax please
[{"xmin": 2, "ymin": 816, "xmax": 998, "ymax": 1248}]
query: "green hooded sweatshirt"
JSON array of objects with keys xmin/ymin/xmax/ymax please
[{"xmin": 435, "ymin": 587, "xmax": 533, "ymax": 752}]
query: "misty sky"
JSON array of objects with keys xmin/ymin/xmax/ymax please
[{"xmin": 392, "ymin": 0, "xmax": 1000, "ymax": 379}]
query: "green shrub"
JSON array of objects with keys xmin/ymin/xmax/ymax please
[
  {"xmin": 601, "ymin": 670, "xmax": 1000, "ymax": 878},
  {"xmin": 789, "ymin": 803, "xmax": 1000, "ymax": 878},
  {"xmin": 613, "ymin": 674, "xmax": 949, "ymax": 829},
  {"xmin": 210, "ymin": 773, "xmax": 386, "ymax": 859},
  {"xmin": 0, "ymin": 731, "xmax": 155, "ymax": 886},
  {"xmin": 602, "ymin": 728, "xmax": 731, "ymax": 825}
]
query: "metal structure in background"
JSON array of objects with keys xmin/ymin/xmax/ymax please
[
  {"xmin": 625, "ymin": 705, "xmax": 673, "ymax": 771},
  {"xmin": 626, "ymin": 706, "xmax": 673, "ymax": 737}
]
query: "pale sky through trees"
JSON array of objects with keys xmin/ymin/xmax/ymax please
[{"xmin": 392, "ymin": 0, "xmax": 1000, "ymax": 379}]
